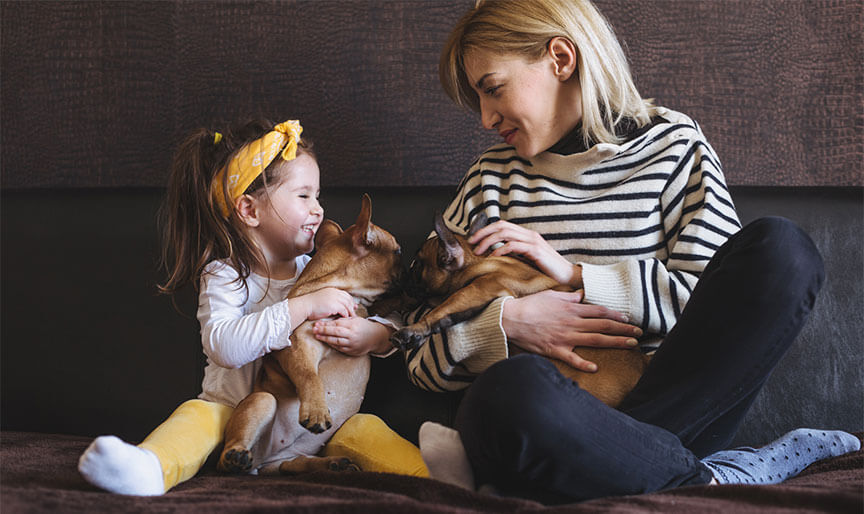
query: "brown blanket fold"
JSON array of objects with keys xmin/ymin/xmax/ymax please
[{"xmin": 2, "ymin": 431, "xmax": 861, "ymax": 513}]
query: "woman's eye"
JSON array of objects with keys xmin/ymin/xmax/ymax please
[
  {"xmin": 299, "ymin": 194, "xmax": 309, "ymax": 199},
  {"xmin": 485, "ymin": 86, "xmax": 501, "ymax": 96}
]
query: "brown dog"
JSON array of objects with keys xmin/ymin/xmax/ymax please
[
  {"xmin": 391, "ymin": 213, "xmax": 648, "ymax": 408},
  {"xmin": 217, "ymin": 194, "xmax": 402, "ymax": 475}
]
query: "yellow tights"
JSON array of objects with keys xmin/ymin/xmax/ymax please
[
  {"xmin": 138, "ymin": 399, "xmax": 233, "ymax": 491},
  {"xmin": 139, "ymin": 400, "xmax": 427, "ymax": 492}
]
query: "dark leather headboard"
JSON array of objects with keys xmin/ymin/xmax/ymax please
[{"xmin": 1, "ymin": 0, "xmax": 860, "ymax": 188}]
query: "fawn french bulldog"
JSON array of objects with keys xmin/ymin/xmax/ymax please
[
  {"xmin": 391, "ymin": 213, "xmax": 648, "ymax": 408},
  {"xmin": 218, "ymin": 194, "xmax": 402, "ymax": 475}
]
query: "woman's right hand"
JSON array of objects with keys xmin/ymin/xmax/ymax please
[
  {"xmin": 502, "ymin": 290, "xmax": 642, "ymax": 372},
  {"xmin": 289, "ymin": 287, "xmax": 356, "ymax": 327}
]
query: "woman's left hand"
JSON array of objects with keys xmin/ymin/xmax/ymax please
[
  {"xmin": 469, "ymin": 220, "xmax": 583, "ymax": 288},
  {"xmin": 312, "ymin": 317, "xmax": 393, "ymax": 356}
]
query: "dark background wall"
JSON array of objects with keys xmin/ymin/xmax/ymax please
[
  {"xmin": 1, "ymin": 0, "xmax": 861, "ymax": 189},
  {"xmin": 1, "ymin": 1, "xmax": 862, "ymax": 446}
]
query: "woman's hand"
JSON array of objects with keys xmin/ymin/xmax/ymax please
[
  {"xmin": 312, "ymin": 317, "xmax": 394, "ymax": 356},
  {"xmin": 289, "ymin": 287, "xmax": 356, "ymax": 327},
  {"xmin": 502, "ymin": 290, "xmax": 642, "ymax": 372},
  {"xmin": 469, "ymin": 220, "xmax": 583, "ymax": 288}
]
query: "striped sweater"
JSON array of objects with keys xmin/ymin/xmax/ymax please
[{"xmin": 404, "ymin": 108, "xmax": 741, "ymax": 392}]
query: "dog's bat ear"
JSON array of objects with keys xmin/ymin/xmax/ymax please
[
  {"xmin": 352, "ymin": 193, "xmax": 375, "ymax": 249},
  {"xmin": 433, "ymin": 212, "xmax": 464, "ymax": 270},
  {"xmin": 467, "ymin": 213, "xmax": 489, "ymax": 238},
  {"xmin": 315, "ymin": 219, "xmax": 343, "ymax": 248}
]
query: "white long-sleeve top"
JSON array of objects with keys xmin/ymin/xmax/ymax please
[
  {"xmin": 197, "ymin": 256, "xmax": 310, "ymax": 407},
  {"xmin": 197, "ymin": 256, "xmax": 399, "ymax": 408}
]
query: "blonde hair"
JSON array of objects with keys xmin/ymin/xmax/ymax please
[{"xmin": 440, "ymin": 0, "xmax": 656, "ymax": 146}]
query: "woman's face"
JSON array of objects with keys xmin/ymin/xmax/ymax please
[{"xmin": 464, "ymin": 48, "xmax": 582, "ymax": 158}]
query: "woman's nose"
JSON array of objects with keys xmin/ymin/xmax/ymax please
[{"xmin": 480, "ymin": 103, "xmax": 501, "ymax": 130}]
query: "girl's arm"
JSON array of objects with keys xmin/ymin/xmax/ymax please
[
  {"xmin": 312, "ymin": 314, "xmax": 400, "ymax": 357},
  {"xmin": 198, "ymin": 263, "xmax": 354, "ymax": 369}
]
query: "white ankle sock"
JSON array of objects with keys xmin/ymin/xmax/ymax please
[
  {"xmin": 702, "ymin": 428, "xmax": 860, "ymax": 485},
  {"xmin": 78, "ymin": 435, "xmax": 165, "ymax": 495},
  {"xmin": 418, "ymin": 422, "xmax": 475, "ymax": 490}
]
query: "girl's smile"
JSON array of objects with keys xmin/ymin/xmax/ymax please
[{"xmin": 246, "ymin": 153, "xmax": 323, "ymax": 278}]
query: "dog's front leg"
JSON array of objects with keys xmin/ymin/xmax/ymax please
[
  {"xmin": 391, "ymin": 279, "xmax": 511, "ymax": 351},
  {"xmin": 273, "ymin": 325, "xmax": 331, "ymax": 434},
  {"xmin": 218, "ymin": 391, "xmax": 277, "ymax": 473}
]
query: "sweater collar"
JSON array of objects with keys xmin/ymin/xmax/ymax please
[{"xmin": 547, "ymin": 116, "xmax": 661, "ymax": 156}]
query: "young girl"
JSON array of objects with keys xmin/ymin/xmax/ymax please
[
  {"xmin": 78, "ymin": 118, "xmax": 426, "ymax": 496},
  {"xmin": 413, "ymin": 0, "xmax": 860, "ymax": 503}
]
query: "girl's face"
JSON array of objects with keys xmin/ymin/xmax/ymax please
[
  {"xmin": 251, "ymin": 153, "xmax": 323, "ymax": 270},
  {"xmin": 464, "ymin": 48, "xmax": 582, "ymax": 158}
]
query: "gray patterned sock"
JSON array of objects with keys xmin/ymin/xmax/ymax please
[{"xmin": 701, "ymin": 428, "xmax": 860, "ymax": 485}]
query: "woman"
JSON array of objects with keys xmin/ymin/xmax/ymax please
[{"xmin": 408, "ymin": 0, "xmax": 859, "ymax": 503}]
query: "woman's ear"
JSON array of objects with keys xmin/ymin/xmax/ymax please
[
  {"xmin": 548, "ymin": 37, "xmax": 578, "ymax": 81},
  {"xmin": 235, "ymin": 194, "xmax": 260, "ymax": 227}
]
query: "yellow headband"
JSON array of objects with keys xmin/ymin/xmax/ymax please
[{"xmin": 212, "ymin": 120, "xmax": 303, "ymax": 217}]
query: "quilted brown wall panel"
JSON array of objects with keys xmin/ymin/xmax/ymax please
[{"xmin": 1, "ymin": 0, "xmax": 861, "ymax": 188}]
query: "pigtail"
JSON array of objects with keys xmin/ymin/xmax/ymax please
[
  {"xmin": 157, "ymin": 118, "xmax": 281, "ymax": 299},
  {"xmin": 158, "ymin": 128, "xmax": 227, "ymax": 296}
]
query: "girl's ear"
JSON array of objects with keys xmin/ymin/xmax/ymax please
[
  {"xmin": 235, "ymin": 194, "xmax": 260, "ymax": 227},
  {"xmin": 548, "ymin": 37, "xmax": 578, "ymax": 81}
]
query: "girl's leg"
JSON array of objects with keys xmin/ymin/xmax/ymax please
[
  {"xmin": 619, "ymin": 217, "xmax": 825, "ymax": 455},
  {"xmin": 78, "ymin": 399, "xmax": 233, "ymax": 495},
  {"xmin": 454, "ymin": 354, "xmax": 712, "ymax": 503},
  {"xmin": 322, "ymin": 413, "xmax": 429, "ymax": 477}
]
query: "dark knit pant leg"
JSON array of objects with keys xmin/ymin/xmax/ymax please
[
  {"xmin": 618, "ymin": 217, "xmax": 826, "ymax": 457},
  {"xmin": 454, "ymin": 217, "xmax": 824, "ymax": 503},
  {"xmin": 454, "ymin": 354, "xmax": 711, "ymax": 504}
]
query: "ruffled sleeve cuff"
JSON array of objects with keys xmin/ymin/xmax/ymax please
[
  {"xmin": 266, "ymin": 300, "xmax": 293, "ymax": 352},
  {"xmin": 367, "ymin": 314, "xmax": 399, "ymax": 358}
]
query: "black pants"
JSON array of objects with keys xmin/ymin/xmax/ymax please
[{"xmin": 454, "ymin": 217, "xmax": 825, "ymax": 503}]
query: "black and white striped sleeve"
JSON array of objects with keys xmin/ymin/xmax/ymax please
[{"xmin": 580, "ymin": 128, "xmax": 740, "ymax": 336}]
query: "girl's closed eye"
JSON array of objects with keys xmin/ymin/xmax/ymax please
[{"xmin": 485, "ymin": 85, "xmax": 502, "ymax": 96}]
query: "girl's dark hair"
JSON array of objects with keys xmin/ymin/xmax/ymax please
[{"xmin": 157, "ymin": 118, "xmax": 314, "ymax": 297}]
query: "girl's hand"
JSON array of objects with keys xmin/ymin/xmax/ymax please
[
  {"xmin": 502, "ymin": 290, "xmax": 642, "ymax": 372},
  {"xmin": 312, "ymin": 317, "xmax": 394, "ymax": 356},
  {"xmin": 290, "ymin": 287, "xmax": 356, "ymax": 326},
  {"xmin": 468, "ymin": 220, "xmax": 583, "ymax": 288}
]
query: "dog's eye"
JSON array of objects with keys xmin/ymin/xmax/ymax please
[{"xmin": 394, "ymin": 247, "xmax": 401, "ymax": 256}]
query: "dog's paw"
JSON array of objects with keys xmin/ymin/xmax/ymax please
[
  {"xmin": 390, "ymin": 328, "xmax": 426, "ymax": 351},
  {"xmin": 300, "ymin": 418, "xmax": 332, "ymax": 434},
  {"xmin": 328, "ymin": 457, "xmax": 360, "ymax": 472},
  {"xmin": 299, "ymin": 404, "xmax": 332, "ymax": 434},
  {"xmin": 217, "ymin": 447, "xmax": 253, "ymax": 474}
]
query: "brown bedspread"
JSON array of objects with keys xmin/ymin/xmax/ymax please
[{"xmin": 1, "ymin": 431, "xmax": 861, "ymax": 513}]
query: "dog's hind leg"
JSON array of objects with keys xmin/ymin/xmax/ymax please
[
  {"xmin": 277, "ymin": 455, "xmax": 360, "ymax": 475},
  {"xmin": 217, "ymin": 392, "xmax": 277, "ymax": 473}
]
